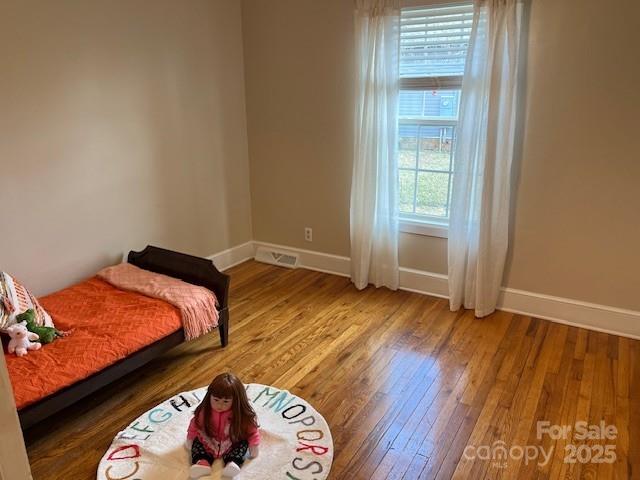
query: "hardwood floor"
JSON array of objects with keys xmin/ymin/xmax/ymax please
[{"xmin": 25, "ymin": 261, "xmax": 640, "ymax": 479}]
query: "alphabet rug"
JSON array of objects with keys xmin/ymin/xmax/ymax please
[{"xmin": 98, "ymin": 384, "xmax": 333, "ymax": 480}]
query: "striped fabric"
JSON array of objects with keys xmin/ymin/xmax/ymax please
[{"xmin": 0, "ymin": 272, "xmax": 54, "ymax": 331}]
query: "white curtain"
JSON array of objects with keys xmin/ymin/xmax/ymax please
[
  {"xmin": 448, "ymin": 0, "xmax": 523, "ymax": 316},
  {"xmin": 350, "ymin": 0, "xmax": 400, "ymax": 290}
]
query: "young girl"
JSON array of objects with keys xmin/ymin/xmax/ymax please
[{"xmin": 187, "ymin": 373, "xmax": 260, "ymax": 478}]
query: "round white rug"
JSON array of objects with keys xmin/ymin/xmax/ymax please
[{"xmin": 97, "ymin": 384, "xmax": 333, "ymax": 480}]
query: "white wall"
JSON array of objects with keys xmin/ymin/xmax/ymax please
[{"xmin": 0, "ymin": 0, "xmax": 253, "ymax": 296}]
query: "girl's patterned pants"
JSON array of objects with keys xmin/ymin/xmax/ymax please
[{"xmin": 191, "ymin": 437, "xmax": 249, "ymax": 467}]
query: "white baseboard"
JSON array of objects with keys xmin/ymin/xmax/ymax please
[
  {"xmin": 498, "ymin": 288, "xmax": 640, "ymax": 340},
  {"xmin": 398, "ymin": 273, "xmax": 640, "ymax": 341},
  {"xmin": 398, "ymin": 267, "xmax": 449, "ymax": 299},
  {"xmin": 253, "ymin": 241, "xmax": 351, "ymax": 277},
  {"xmin": 208, "ymin": 241, "xmax": 255, "ymax": 271},
  {"xmin": 212, "ymin": 241, "xmax": 640, "ymax": 340}
]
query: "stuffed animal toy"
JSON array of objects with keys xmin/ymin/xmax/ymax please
[
  {"xmin": 16, "ymin": 309, "xmax": 62, "ymax": 344},
  {"xmin": 7, "ymin": 321, "xmax": 41, "ymax": 356}
]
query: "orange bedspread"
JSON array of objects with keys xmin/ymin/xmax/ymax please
[{"xmin": 5, "ymin": 277, "xmax": 182, "ymax": 410}]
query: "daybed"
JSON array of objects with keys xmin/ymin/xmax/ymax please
[{"xmin": 4, "ymin": 245, "xmax": 230, "ymax": 430}]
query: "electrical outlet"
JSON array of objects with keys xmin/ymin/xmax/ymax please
[{"xmin": 304, "ymin": 227, "xmax": 313, "ymax": 242}]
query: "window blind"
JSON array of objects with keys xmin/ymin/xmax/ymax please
[{"xmin": 400, "ymin": 4, "xmax": 474, "ymax": 89}]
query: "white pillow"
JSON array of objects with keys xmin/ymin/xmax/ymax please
[{"xmin": 0, "ymin": 272, "xmax": 54, "ymax": 331}]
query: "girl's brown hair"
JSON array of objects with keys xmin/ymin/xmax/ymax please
[{"xmin": 194, "ymin": 372, "xmax": 257, "ymax": 442}]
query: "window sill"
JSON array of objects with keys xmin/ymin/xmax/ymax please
[{"xmin": 399, "ymin": 218, "xmax": 448, "ymax": 238}]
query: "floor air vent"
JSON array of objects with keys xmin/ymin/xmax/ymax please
[{"xmin": 255, "ymin": 247, "xmax": 299, "ymax": 269}]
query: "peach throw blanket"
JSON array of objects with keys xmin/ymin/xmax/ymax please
[{"xmin": 98, "ymin": 263, "xmax": 219, "ymax": 340}]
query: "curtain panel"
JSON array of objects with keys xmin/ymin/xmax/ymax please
[
  {"xmin": 350, "ymin": 0, "xmax": 401, "ymax": 290},
  {"xmin": 448, "ymin": 0, "xmax": 523, "ymax": 316}
]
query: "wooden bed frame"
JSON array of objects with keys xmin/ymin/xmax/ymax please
[{"xmin": 18, "ymin": 245, "xmax": 230, "ymax": 430}]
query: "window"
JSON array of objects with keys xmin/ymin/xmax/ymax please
[{"xmin": 398, "ymin": 3, "xmax": 473, "ymax": 231}]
